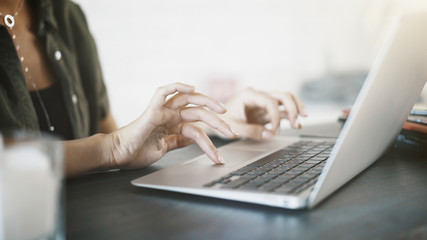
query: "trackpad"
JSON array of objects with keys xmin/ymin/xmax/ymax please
[{"xmin": 186, "ymin": 149, "xmax": 263, "ymax": 168}]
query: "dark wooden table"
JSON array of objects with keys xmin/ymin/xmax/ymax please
[{"xmin": 66, "ymin": 123, "xmax": 427, "ymax": 240}]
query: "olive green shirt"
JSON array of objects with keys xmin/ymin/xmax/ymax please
[{"xmin": 0, "ymin": 0, "xmax": 110, "ymax": 139}]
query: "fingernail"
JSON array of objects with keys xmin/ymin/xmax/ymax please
[
  {"xmin": 302, "ymin": 108, "xmax": 308, "ymax": 116},
  {"xmin": 231, "ymin": 128, "xmax": 239, "ymax": 136},
  {"xmin": 217, "ymin": 155, "xmax": 225, "ymax": 164},
  {"xmin": 291, "ymin": 119, "xmax": 300, "ymax": 128},
  {"xmin": 262, "ymin": 130, "xmax": 274, "ymax": 140}
]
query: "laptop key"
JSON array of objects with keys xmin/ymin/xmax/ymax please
[
  {"xmin": 311, "ymin": 166, "xmax": 324, "ymax": 172},
  {"xmin": 221, "ymin": 177, "xmax": 251, "ymax": 189},
  {"xmin": 305, "ymin": 171, "xmax": 321, "ymax": 177},
  {"xmin": 293, "ymin": 166, "xmax": 309, "ymax": 171},
  {"xmin": 269, "ymin": 177, "xmax": 290, "ymax": 185},
  {"xmin": 293, "ymin": 181, "xmax": 316, "ymax": 194},
  {"xmin": 280, "ymin": 162, "xmax": 299, "ymax": 168},
  {"xmin": 293, "ymin": 175, "xmax": 313, "ymax": 182},
  {"xmin": 258, "ymin": 183, "xmax": 281, "ymax": 192},
  {"xmin": 301, "ymin": 162, "xmax": 318, "ymax": 167},
  {"xmin": 274, "ymin": 185, "xmax": 297, "ymax": 194},
  {"xmin": 285, "ymin": 171, "xmax": 301, "ymax": 177},
  {"xmin": 240, "ymin": 166, "xmax": 257, "ymax": 172},
  {"xmin": 273, "ymin": 167, "xmax": 291, "ymax": 174},
  {"xmin": 240, "ymin": 174, "xmax": 257, "ymax": 180},
  {"xmin": 258, "ymin": 173, "xmax": 275, "ymax": 180},
  {"xmin": 297, "ymin": 164, "xmax": 315, "ymax": 169},
  {"xmin": 239, "ymin": 182, "xmax": 260, "ymax": 191},
  {"xmin": 311, "ymin": 156, "xmax": 327, "ymax": 161},
  {"xmin": 275, "ymin": 174, "xmax": 295, "ymax": 182},
  {"xmin": 287, "ymin": 178, "xmax": 306, "ymax": 187},
  {"xmin": 265, "ymin": 170, "xmax": 281, "ymax": 177},
  {"xmin": 251, "ymin": 177, "xmax": 270, "ymax": 185},
  {"xmin": 264, "ymin": 161, "xmax": 281, "ymax": 168},
  {"xmin": 287, "ymin": 159, "xmax": 305, "ymax": 164},
  {"xmin": 289, "ymin": 169, "xmax": 305, "ymax": 174},
  {"xmin": 230, "ymin": 171, "xmax": 244, "ymax": 176},
  {"xmin": 251, "ymin": 168, "xmax": 269, "ymax": 175},
  {"xmin": 247, "ymin": 151, "xmax": 285, "ymax": 167}
]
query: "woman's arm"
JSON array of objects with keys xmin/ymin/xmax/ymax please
[
  {"xmin": 64, "ymin": 133, "xmax": 111, "ymax": 177},
  {"xmin": 65, "ymin": 111, "xmax": 117, "ymax": 177}
]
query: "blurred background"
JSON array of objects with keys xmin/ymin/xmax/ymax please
[{"xmin": 74, "ymin": 0, "xmax": 427, "ymax": 127}]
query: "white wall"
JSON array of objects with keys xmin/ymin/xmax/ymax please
[{"xmin": 73, "ymin": 0, "xmax": 427, "ymax": 126}]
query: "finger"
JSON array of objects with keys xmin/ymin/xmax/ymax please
[
  {"xmin": 290, "ymin": 94, "xmax": 308, "ymax": 117},
  {"xmin": 276, "ymin": 93, "xmax": 300, "ymax": 129},
  {"xmin": 272, "ymin": 92, "xmax": 307, "ymax": 117},
  {"xmin": 179, "ymin": 107, "xmax": 238, "ymax": 138},
  {"xmin": 181, "ymin": 123, "xmax": 225, "ymax": 164},
  {"xmin": 164, "ymin": 135, "xmax": 195, "ymax": 151},
  {"xmin": 278, "ymin": 109, "xmax": 300, "ymax": 129},
  {"xmin": 149, "ymin": 82, "xmax": 195, "ymax": 107},
  {"xmin": 231, "ymin": 121, "xmax": 275, "ymax": 141},
  {"xmin": 244, "ymin": 89, "xmax": 281, "ymax": 132},
  {"xmin": 165, "ymin": 92, "xmax": 226, "ymax": 114}
]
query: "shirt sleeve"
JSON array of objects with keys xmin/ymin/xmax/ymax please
[{"xmin": 66, "ymin": 2, "xmax": 111, "ymax": 135}]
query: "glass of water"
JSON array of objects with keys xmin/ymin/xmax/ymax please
[{"xmin": 0, "ymin": 132, "xmax": 64, "ymax": 240}]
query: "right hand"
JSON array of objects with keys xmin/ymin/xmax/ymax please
[
  {"xmin": 105, "ymin": 82, "xmax": 238, "ymax": 169},
  {"xmin": 219, "ymin": 87, "xmax": 307, "ymax": 140}
]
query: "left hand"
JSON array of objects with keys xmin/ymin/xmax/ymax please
[
  {"xmin": 107, "ymin": 83, "xmax": 237, "ymax": 169},
  {"xmin": 219, "ymin": 87, "xmax": 307, "ymax": 140}
]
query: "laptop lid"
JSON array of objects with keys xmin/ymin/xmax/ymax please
[{"xmin": 309, "ymin": 13, "xmax": 427, "ymax": 207}]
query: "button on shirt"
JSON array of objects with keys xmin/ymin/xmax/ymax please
[
  {"xmin": 55, "ymin": 50, "xmax": 62, "ymax": 61},
  {"xmin": 0, "ymin": 0, "xmax": 110, "ymax": 139}
]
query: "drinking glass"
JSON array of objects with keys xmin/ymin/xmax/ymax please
[{"xmin": 0, "ymin": 132, "xmax": 64, "ymax": 240}]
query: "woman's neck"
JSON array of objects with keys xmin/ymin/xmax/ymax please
[{"xmin": 0, "ymin": 0, "xmax": 23, "ymax": 15}]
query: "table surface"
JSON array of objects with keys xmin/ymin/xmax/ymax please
[{"xmin": 66, "ymin": 123, "xmax": 427, "ymax": 240}]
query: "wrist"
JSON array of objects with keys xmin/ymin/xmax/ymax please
[
  {"xmin": 64, "ymin": 133, "xmax": 119, "ymax": 177},
  {"xmin": 95, "ymin": 132, "xmax": 120, "ymax": 171}
]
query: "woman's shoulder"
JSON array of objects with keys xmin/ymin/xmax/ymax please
[
  {"xmin": 47, "ymin": 0, "xmax": 90, "ymax": 29},
  {"xmin": 43, "ymin": 0, "xmax": 94, "ymax": 50}
]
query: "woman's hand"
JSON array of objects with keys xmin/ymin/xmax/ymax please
[
  {"xmin": 219, "ymin": 87, "xmax": 307, "ymax": 140},
  {"xmin": 105, "ymin": 82, "xmax": 237, "ymax": 169}
]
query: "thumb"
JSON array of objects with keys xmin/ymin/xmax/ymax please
[{"xmin": 233, "ymin": 122, "xmax": 275, "ymax": 141}]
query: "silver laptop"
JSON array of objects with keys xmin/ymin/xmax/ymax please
[{"xmin": 132, "ymin": 13, "xmax": 427, "ymax": 209}]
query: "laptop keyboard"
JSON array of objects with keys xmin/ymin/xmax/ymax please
[{"xmin": 203, "ymin": 140, "xmax": 335, "ymax": 195}]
